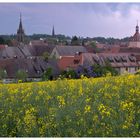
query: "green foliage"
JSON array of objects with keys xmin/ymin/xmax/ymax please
[
  {"xmin": 42, "ymin": 67, "xmax": 52, "ymax": 80},
  {"xmin": 47, "ymin": 37, "xmax": 58, "ymax": 45},
  {"xmin": 0, "ymin": 36, "xmax": 13, "ymax": 45},
  {"xmin": 42, "ymin": 52, "xmax": 50, "ymax": 61},
  {"xmin": 71, "ymin": 36, "xmax": 80, "ymax": 46},
  {"xmin": 93, "ymin": 61, "xmax": 118, "ymax": 77},
  {"xmin": 0, "ymin": 34, "xmax": 130, "ymax": 46},
  {"xmin": 61, "ymin": 69, "xmax": 77, "ymax": 79},
  {"xmin": 135, "ymin": 69, "xmax": 140, "ymax": 75},
  {"xmin": 0, "ymin": 37, "xmax": 5, "ymax": 44},
  {"xmin": 90, "ymin": 41, "xmax": 96, "ymax": 48},
  {"xmin": 16, "ymin": 70, "xmax": 28, "ymax": 81},
  {"xmin": 0, "ymin": 69, "xmax": 7, "ymax": 80}
]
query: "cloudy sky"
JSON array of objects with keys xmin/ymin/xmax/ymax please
[{"xmin": 0, "ymin": 3, "xmax": 140, "ymax": 38}]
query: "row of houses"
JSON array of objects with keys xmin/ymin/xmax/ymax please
[
  {"xmin": 57, "ymin": 51, "xmax": 140, "ymax": 74},
  {"xmin": 1, "ymin": 43, "xmax": 140, "ymax": 82},
  {"xmin": 1, "ymin": 14, "xmax": 140, "ymax": 82}
]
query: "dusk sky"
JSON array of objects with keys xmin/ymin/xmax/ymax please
[{"xmin": 0, "ymin": 3, "xmax": 140, "ymax": 38}]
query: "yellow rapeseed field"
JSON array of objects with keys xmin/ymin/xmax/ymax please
[{"xmin": 0, "ymin": 74, "xmax": 140, "ymax": 137}]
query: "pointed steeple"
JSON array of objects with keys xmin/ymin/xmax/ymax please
[
  {"xmin": 19, "ymin": 13, "xmax": 23, "ymax": 29},
  {"xmin": 52, "ymin": 25, "xmax": 55, "ymax": 37},
  {"xmin": 17, "ymin": 13, "xmax": 25, "ymax": 43},
  {"xmin": 136, "ymin": 20, "xmax": 139, "ymax": 33}
]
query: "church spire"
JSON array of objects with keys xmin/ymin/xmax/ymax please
[
  {"xmin": 20, "ymin": 12, "xmax": 22, "ymax": 21},
  {"xmin": 17, "ymin": 13, "xmax": 25, "ymax": 44},
  {"xmin": 136, "ymin": 20, "xmax": 139, "ymax": 33},
  {"xmin": 52, "ymin": 25, "xmax": 55, "ymax": 37}
]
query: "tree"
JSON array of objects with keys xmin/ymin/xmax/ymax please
[
  {"xmin": 47, "ymin": 37, "xmax": 58, "ymax": 45},
  {"xmin": 61, "ymin": 68, "xmax": 77, "ymax": 79},
  {"xmin": 16, "ymin": 70, "xmax": 28, "ymax": 82},
  {"xmin": 104, "ymin": 61, "xmax": 118, "ymax": 76},
  {"xmin": 90, "ymin": 41, "xmax": 96, "ymax": 48},
  {"xmin": 42, "ymin": 67, "xmax": 53, "ymax": 81},
  {"xmin": 0, "ymin": 37, "xmax": 5, "ymax": 44},
  {"xmin": 0, "ymin": 69, "xmax": 7, "ymax": 80},
  {"xmin": 71, "ymin": 36, "xmax": 80, "ymax": 46},
  {"xmin": 5, "ymin": 39, "xmax": 13, "ymax": 46},
  {"xmin": 42, "ymin": 52, "xmax": 50, "ymax": 61},
  {"xmin": 93, "ymin": 61, "xmax": 118, "ymax": 77}
]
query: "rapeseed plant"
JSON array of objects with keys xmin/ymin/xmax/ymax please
[{"xmin": 0, "ymin": 74, "xmax": 140, "ymax": 137}]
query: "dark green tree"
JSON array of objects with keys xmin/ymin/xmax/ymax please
[
  {"xmin": 71, "ymin": 36, "xmax": 80, "ymax": 46},
  {"xmin": 0, "ymin": 37, "xmax": 5, "ymax": 44},
  {"xmin": 42, "ymin": 52, "xmax": 50, "ymax": 61},
  {"xmin": 61, "ymin": 68, "xmax": 77, "ymax": 79},
  {"xmin": 93, "ymin": 61, "xmax": 118, "ymax": 77},
  {"xmin": 42, "ymin": 67, "xmax": 52, "ymax": 80},
  {"xmin": 0, "ymin": 69, "xmax": 7, "ymax": 80},
  {"xmin": 16, "ymin": 70, "xmax": 28, "ymax": 82},
  {"xmin": 90, "ymin": 41, "xmax": 96, "ymax": 48}
]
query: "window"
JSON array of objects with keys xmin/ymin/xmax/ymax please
[
  {"xmin": 107, "ymin": 56, "xmax": 114, "ymax": 62},
  {"xmin": 114, "ymin": 56, "xmax": 121, "ymax": 62},
  {"xmin": 93, "ymin": 56, "xmax": 99, "ymax": 63},
  {"xmin": 121, "ymin": 56, "xmax": 127, "ymax": 62},
  {"xmin": 128, "ymin": 56, "xmax": 135, "ymax": 62}
]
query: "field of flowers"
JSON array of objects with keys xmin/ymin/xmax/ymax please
[{"xmin": 0, "ymin": 74, "xmax": 140, "ymax": 137}]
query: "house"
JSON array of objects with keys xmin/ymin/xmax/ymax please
[
  {"xmin": 0, "ymin": 46, "xmax": 32, "ymax": 59},
  {"xmin": 50, "ymin": 45, "xmax": 87, "ymax": 59},
  {"xmin": 0, "ymin": 57, "xmax": 59, "ymax": 83},
  {"xmin": 29, "ymin": 43, "xmax": 55, "ymax": 56},
  {"xmin": 57, "ymin": 52, "xmax": 140, "ymax": 74},
  {"xmin": 97, "ymin": 53, "xmax": 139, "ymax": 74},
  {"xmin": 58, "ymin": 53, "xmax": 83, "ymax": 71}
]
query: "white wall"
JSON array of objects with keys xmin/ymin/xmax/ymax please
[{"xmin": 50, "ymin": 48, "xmax": 60, "ymax": 59}]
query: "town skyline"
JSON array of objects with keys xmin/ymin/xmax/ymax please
[{"xmin": 0, "ymin": 3, "xmax": 140, "ymax": 38}]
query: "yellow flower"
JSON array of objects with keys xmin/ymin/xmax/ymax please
[
  {"xmin": 57, "ymin": 96, "xmax": 65, "ymax": 107},
  {"xmin": 120, "ymin": 101, "xmax": 134, "ymax": 111},
  {"xmin": 84, "ymin": 105, "xmax": 91, "ymax": 113},
  {"xmin": 98, "ymin": 104, "xmax": 111, "ymax": 117}
]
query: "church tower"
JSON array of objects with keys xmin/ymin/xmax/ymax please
[
  {"xmin": 52, "ymin": 25, "xmax": 55, "ymax": 37},
  {"xmin": 129, "ymin": 21, "xmax": 140, "ymax": 48},
  {"xmin": 17, "ymin": 13, "xmax": 25, "ymax": 44}
]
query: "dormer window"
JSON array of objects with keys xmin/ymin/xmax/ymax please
[
  {"xmin": 128, "ymin": 56, "xmax": 135, "ymax": 62},
  {"xmin": 107, "ymin": 56, "xmax": 114, "ymax": 62},
  {"xmin": 121, "ymin": 56, "xmax": 127, "ymax": 62},
  {"xmin": 114, "ymin": 56, "xmax": 121, "ymax": 62}
]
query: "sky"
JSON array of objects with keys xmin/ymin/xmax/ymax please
[{"xmin": 0, "ymin": 3, "xmax": 140, "ymax": 38}]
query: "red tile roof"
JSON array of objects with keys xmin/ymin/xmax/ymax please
[{"xmin": 58, "ymin": 54, "xmax": 83, "ymax": 70}]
